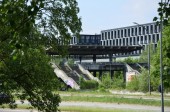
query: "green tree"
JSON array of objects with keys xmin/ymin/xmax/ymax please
[
  {"xmin": 0, "ymin": 0, "xmax": 81, "ymax": 111},
  {"xmin": 152, "ymin": 24, "xmax": 170, "ymax": 91},
  {"xmin": 154, "ymin": 0, "xmax": 170, "ymax": 25}
]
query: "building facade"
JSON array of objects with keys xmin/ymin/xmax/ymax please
[
  {"xmin": 70, "ymin": 34, "xmax": 101, "ymax": 45},
  {"xmin": 101, "ymin": 22, "xmax": 161, "ymax": 56}
]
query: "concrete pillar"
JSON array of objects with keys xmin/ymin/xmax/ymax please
[
  {"xmin": 79, "ymin": 56, "xmax": 82, "ymax": 64},
  {"xmin": 93, "ymin": 71, "xmax": 96, "ymax": 77},
  {"xmin": 109, "ymin": 54, "xmax": 113, "ymax": 62},
  {"xmin": 93, "ymin": 55, "xmax": 96, "ymax": 63}
]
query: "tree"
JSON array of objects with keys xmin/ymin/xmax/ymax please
[
  {"xmin": 0, "ymin": 0, "xmax": 81, "ymax": 111},
  {"xmin": 152, "ymin": 24, "xmax": 170, "ymax": 91},
  {"xmin": 154, "ymin": 0, "xmax": 170, "ymax": 25}
]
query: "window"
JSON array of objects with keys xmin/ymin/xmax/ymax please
[
  {"xmin": 135, "ymin": 27, "xmax": 137, "ymax": 36},
  {"xmin": 157, "ymin": 34, "xmax": 160, "ymax": 42},
  {"xmin": 102, "ymin": 33, "xmax": 104, "ymax": 40},
  {"xmin": 131, "ymin": 28, "xmax": 134, "ymax": 36},
  {"xmin": 124, "ymin": 29, "xmax": 127, "ymax": 37},
  {"xmin": 111, "ymin": 31, "xmax": 113, "ymax": 39},
  {"xmin": 105, "ymin": 32, "xmax": 107, "ymax": 39},
  {"xmin": 128, "ymin": 29, "xmax": 130, "ymax": 36},
  {"xmin": 150, "ymin": 25, "xmax": 153, "ymax": 34},
  {"xmin": 121, "ymin": 29, "xmax": 123, "ymax": 37},
  {"xmin": 147, "ymin": 26, "xmax": 149, "ymax": 34},
  {"xmin": 139, "ymin": 27, "xmax": 141, "ymax": 35},
  {"xmin": 114, "ymin": 30, "xmax": 117, "ymax": 38},
  {"xmin": 108, "ymin": 32, "xmax": 110, "ymax": 39},
  {"xmin": 154, "ymin": 24, "xmax": 158, "ymax": 33},
  {"xmin": 118, "ymin": 30, "xmax": 120, "ymax": 38}
]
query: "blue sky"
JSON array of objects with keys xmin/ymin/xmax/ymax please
[{"xmin": 77, "ymin": 0, "xmax": 160, "ymax": 34}]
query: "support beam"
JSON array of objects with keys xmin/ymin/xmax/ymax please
[
  {"xmin": 109, "ymin": 54, "xmax": 113, "ymax": 62},
  {"xmin": 93, "ymin": 71, "xmax": 96, "ymax": 77},
  {"xmin": 93, "ymin": 55, "xmax": 96, "ymax": 63},
  {"xmin": 79, "ymin": 56, "xmax": 82, "ymax": 64}
]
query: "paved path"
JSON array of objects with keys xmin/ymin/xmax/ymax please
[{"xmin": 0, "ymin": 101, "xmax": 170, "ymax": 112}]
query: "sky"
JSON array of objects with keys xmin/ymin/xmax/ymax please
[{"xmin": 77, "ymin": 0, "xmax": 160, "ymax": 34}]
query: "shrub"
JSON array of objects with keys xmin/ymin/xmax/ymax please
[
  {"xmin": 80, "ymin": 78, "xmax": 98, "ymax": 90},
  {"xmin": 126, "ymin": 76, "xmax": 139, "ymax": 91}
]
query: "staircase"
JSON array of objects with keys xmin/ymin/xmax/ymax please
[
  {"xmin": 51, "ymin": 62, "xmax": 80, "ymax": 90},
  {"xmin": 71, "ymin": 64, "xmax": 91, "ymax": 80}
]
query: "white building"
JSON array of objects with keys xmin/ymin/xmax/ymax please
[{"xmin": 101, "ymin": 22, "xmax": 161, "ymax": 56}]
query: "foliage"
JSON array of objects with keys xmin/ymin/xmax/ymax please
[
  {"xmin": 139, "ymin": 44, "xmax": 155, "ymax": 63},
  {"xmin": 122, "ymin": 57, "xmax": 139, "ymax": 63},
  {"xmin": 138, "ymin": 68, "xmax": 149, "ymax": 92},
  {"xmin": 99, "ymin": 72, "xmax": 125, "ymax": 90},
  {"xmin": 0, "ymin": 0, "xmax": 81, "ymax": 111},
  {"xmin": 80, "ymin": 78, "xmax": 99, "ymax": 90},
  {"xmin": 154, "ymin": 0, "xmax": 170, "ymax": 25},
  {"xmin": 126, "ymin": 76, "xmax": 139, "ymax": 91},
  {"xmin": 152, "ymin": 24, "xmax": 170, "ymax": 91}
]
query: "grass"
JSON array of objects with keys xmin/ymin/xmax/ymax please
[
  {"xmin": 59, "ymin": 106, "xmax": 154, "ymax": 112},
  {"xmin": 0, "ymin": 105, "xmax": 154, "ymax": 112},
  {"xmin": 61, "ymin": 95, "xmax": 170, "ymax": 107}
]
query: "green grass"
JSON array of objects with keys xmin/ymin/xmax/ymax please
[
  {"xmin": 61, "ymin": 95, "xmax": 170, "ymax": 107},
  {"xmin": 59, "ymin": 106, "xmax": 154, "ymax": 112}
]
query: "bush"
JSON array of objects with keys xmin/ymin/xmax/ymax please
[
  {"xmin": 80, "ymin": 78, "xmax": 99, "ymax": 90},
  {"xmin": 126, "ymin": 76, "xmax": 139, "ymax": 91}
]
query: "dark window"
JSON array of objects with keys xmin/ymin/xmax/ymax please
[
  {"xmin": 121, "ymin": 30, "xmax": 123, "ymax": 37},
  {"xmin": 114, "ymin": 31, "xmax": 117, "ymax": 38},
  {"xmin": 154, "ymin": 24, "xmax": 158, "ymax": 33},
  {"xmin": 123, "ymin": 38, "xmax": 125, "ymax": 45},
  {"xmin": 113, "ymin": 40, "xmax": 115, "ymax": 45},
  {"xmin": 124, "ymin": 29, "xmax": 127, "ymax": 37},
  {"xmin": 143, "ymin": 27, "xmax": 146, "ymax": 35},
  {"xmin": 133, "ymin": 37, "xmax": 135, "ymax": 45},
  {"xmin": 135, "ymin": 27, "xmax": 137, "ymax": 36},
  {"xmin": 137, "ymin": 36, "xmax": 139, "ymax": 44},
  {"xmin": 102, "ymin": 33, "xmax": 104, "ymax": 40},
  {"xmin": 130, "ymin": 37, "xmax": 132, "ymax": 45},
  {"xmin": 105, "ymin": 32, "xmax": 107, "ymax": 39},
  {"xmin": 131, "ymin": 28, "xmax": 134, "ymax": 36},
  {"xmin": 118, "ymin": 30, "xmax": 120, "ymax": 38},
  {"xmin": 149, "ymin": 35, "xmax": 151, "ymax": 43},
  {"xmin": 108, "ymin": 32, "xmax": 110, "ymax": 39},
  {"xmin": 126, "ymin": 38, "xmax": 128, "ymax": 45},
  {"xmin": 147, "ymin": 26, "xmax": 149, "ymax": 34},
  {"xmin": 150, "ymin": 25, "xmax": 153, "ymax": 34},
  {"xmin": 141, "ymin": 36, "xmax": 143, "ymax": 44},
  {"xmin": 128, "ymin": 29, "xmax": 130, "ymax": 36},
  {"xmin": 111, "ymin": 31, "xmax": 113, "ymax": 39},
  {"xmin": 139, "ymin": 27, "xmax": 141, "ymax": 35}
]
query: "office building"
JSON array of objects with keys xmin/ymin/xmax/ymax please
[{"xmin": 101, "ymin": 22, "xmax": 161, "ymax": 56}]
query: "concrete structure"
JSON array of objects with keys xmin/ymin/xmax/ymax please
[{"xmin": 101, "ymin": 22, "xmax": 161, "ymax": 56}]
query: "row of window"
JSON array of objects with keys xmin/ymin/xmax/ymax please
[
  {"xmin": 101, "ymin": 23, "xmax": 160, "ymax": 40},
  {"xmin": 70, "ymin": 35, "xmax": 101, "ymax": 45},
  {"xmin": 101, "ymin": 34, "xmax": 160, "ymax": 46}
]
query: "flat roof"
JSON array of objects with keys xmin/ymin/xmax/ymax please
[{"xmin": 47, "ymin": 45, "xmax": 143, "ymax": 55}]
